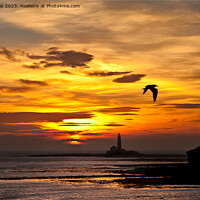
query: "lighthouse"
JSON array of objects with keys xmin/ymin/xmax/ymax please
[
  {"xmin": 106, "ymin": 133, "xmax": 140, "ymax": 156},
  {"xmin": 117, "ymin": 133, "xmax": 122, "ymax": 151}
]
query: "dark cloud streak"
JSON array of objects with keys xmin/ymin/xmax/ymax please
[
  {"xmin": 19, "ymin": 79, "xmax": 48, "ymax": 86},
  {"xmin": 0, "ymin": 48, "xmax": 19, "ymax": 62},
  {"xmin": 60, "ymin": 70, "xmax": 73, "ymax": 74},
  {"xmin": 113, "ymin": 74, "xmax": 146, "ymax": 83},
  {"xmin": 86, "ymin": 71, "xmax": 132, "ymax": 77},
  {"xmin": 96, "ymin": 106, "xmax": 140, "ymax": 113},
  {"xmin": 0, "ymin": 112, "xmax": 94, "ymax": 123},
  {"xmin": 160, "ymin": 104, "xmax": 200, "ymax": 109},
  {"xmin": 104, "ymin": 123, "xmax": 124, "ymax": 126},
  {"xmin": 59, "ymin": 122, "xmax": 91, "ymax": 126},
  {"xmin": 0, "ymin": 86, "xmax": 32, "ymax": 93}
]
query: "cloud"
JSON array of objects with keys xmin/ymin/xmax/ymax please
[
  {"xmin": 86, "ymin": 71, "xmax": 132, "ymax": 77},
  {"xmin": 96, "ymin": 106, "xmax": 140, "ymax": 113},
  {"xmin": 60, "ymin": 70, "xmax": 73, "ymax": 74},
  {"xmin": 81, "ymin": 132, "xmax": 111, "ymax": 136},
  {"xmin": 47, "ymin": 49, "xmax": 93, "ymax": 67},
  {"xmin": 113, "ymin": 74, "xmax": 146, "ymax": 83},
  {"xmin": 23, "ymin": 63, "xmax": 41, "ymax": 69},
  {"xmin": 38, "ymin": 62, "xmax": 64, "ymax": 68},
  {"xmin": 47, "ymin": 47, "xmax": 58, "ymax": 51},
  {"xmin": 0, "ymin": 123, "xmax": 40, "ymax": 134},
  {"xmin": 0, "ymin": 86, "xmax": 31, "ymax": 93},
  {"xmin": 192, "ymin": 120, "xmax": 200, "ymax": 123},
  {"xmin": 169, "ymin": 119, "xmax": 178, "ymax": 123},
  {"xmin": 106, "ymin": 1, "xmax": 189, "ymax": 16},
  {"xmin": 0, "ymin": 48, "xmax": 19, "ymax": 62},
  {"xmin": 1, "ymin": 47, "xmax": 93, "ymax": 69},
  {"xmin": 161, "ymin": 104, "xmax": 200, "ymax": 109},
  {"xmin": 0, "ymin": 112, "xmax": 94, "ymax": 123},
  {"xmin": 180, "ymin": 71, "xmax": 200, "ymax": 80},
  {"xmin": 0, "ymin": 122, "xmax": 84, "ymax": 140},
  {"xmin": 104, "ymin": 123, "xmax": 124, "ymax": 126},
  {"xmin": 151, "ymin": 133, "xmax": 176, "ymax": 136},
  {"xmin": 114, "ymin": 113, "xmax": 138, "ymax": 116},
  {"xmin": 59, "ymin": 122, "xmax": 91, "ymax": 126},
  {"xmin": 0, "ymin": 18, "xmax": 50, "ymax": 48},
  {"xmin": 26, "ymin": 48, "xmax": 94, "ymax": 68},
  {"xmin": 0, "ymin": 134, "xmax": 69, "ymax": 151},
  {"xmin": 0, "ymin": 123, "xmax": 68, "ymax": 136},
  {"xmin": 18, "ymin": 79, "xmax": 48, "ymax": 86}
]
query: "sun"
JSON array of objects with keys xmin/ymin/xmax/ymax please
[{"xmin": 67, "ymin": 141, "xmax": 83, "ymax": 145}]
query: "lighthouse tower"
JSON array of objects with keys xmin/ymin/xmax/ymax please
[{"xmin": 117, "ymin": 133, "xmax": 122, "ymax": 151}]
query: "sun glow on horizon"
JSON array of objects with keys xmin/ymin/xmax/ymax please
[{"xmin": 67, "ymin": 141, "xmax": 83, "ymax": 145}]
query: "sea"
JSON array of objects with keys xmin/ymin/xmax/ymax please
[{"xmin": 0, "ymin": 153, "xmax": 199, "ymax": 200}]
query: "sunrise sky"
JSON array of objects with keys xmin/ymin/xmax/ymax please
[{"xmin": 0, "ymin": 0, "xmax": 199, "ymax": 153}]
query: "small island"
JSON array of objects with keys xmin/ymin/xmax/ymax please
[{"xmin": 106, "ymin": 133, "xmax": 142, "ymax": 156}]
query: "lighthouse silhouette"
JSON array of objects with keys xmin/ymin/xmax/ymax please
[
  {"xmin": 117, "ymin": 133, "xmax": 122, "ymax": 151},
  {"xmin": 106, "ymin": 133, "xmax": 125, "ymax": 155},
  {"xmin": 106, "ymin": 133, "xmax": 140, "ymax": 156}
]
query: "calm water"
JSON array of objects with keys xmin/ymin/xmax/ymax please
[{"xmin": 0, "ymin": 155, "xmax": 199, "ymax": 200}]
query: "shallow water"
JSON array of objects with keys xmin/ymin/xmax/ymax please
[
  {"xmin": 1, "ymin": 180, "xmax": 200, "ymax": 200},
  {"xmin": 0, "ymin": 156, "xmax": 185, "ymax": 179},
  {"xmin": 0, "ymin": 156, "xmax": 199, "ymax": 200}
]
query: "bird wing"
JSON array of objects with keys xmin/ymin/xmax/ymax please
[
  {"xmin": 150, "ymin": 88, "xmax": 158, "ymax": 102},
  {"xmin": 143, "ymin": 87, "xmax": 148, "ymax": 94}
]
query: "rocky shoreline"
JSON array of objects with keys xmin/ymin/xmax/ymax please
[{"xmin": 113, "ymin": 163, "xmax": 200, "ymax": 186}]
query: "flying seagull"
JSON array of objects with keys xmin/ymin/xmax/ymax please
[{"xmin": 143, "ymin": 84, "xmax": 158, "ymax": 102}]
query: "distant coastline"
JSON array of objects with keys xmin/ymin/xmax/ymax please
[{"xmin": 26, "ymin": 153, "xmax": 187, "ymax": 159}]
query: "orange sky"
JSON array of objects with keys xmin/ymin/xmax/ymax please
[{"xmin": 0, "ymin": 0, "xmax": 199, "ymax": 152}]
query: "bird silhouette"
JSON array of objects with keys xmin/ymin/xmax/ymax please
[{"xmin": 143, "ymin": 84, "xmax": 158, "ymax": 102}]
